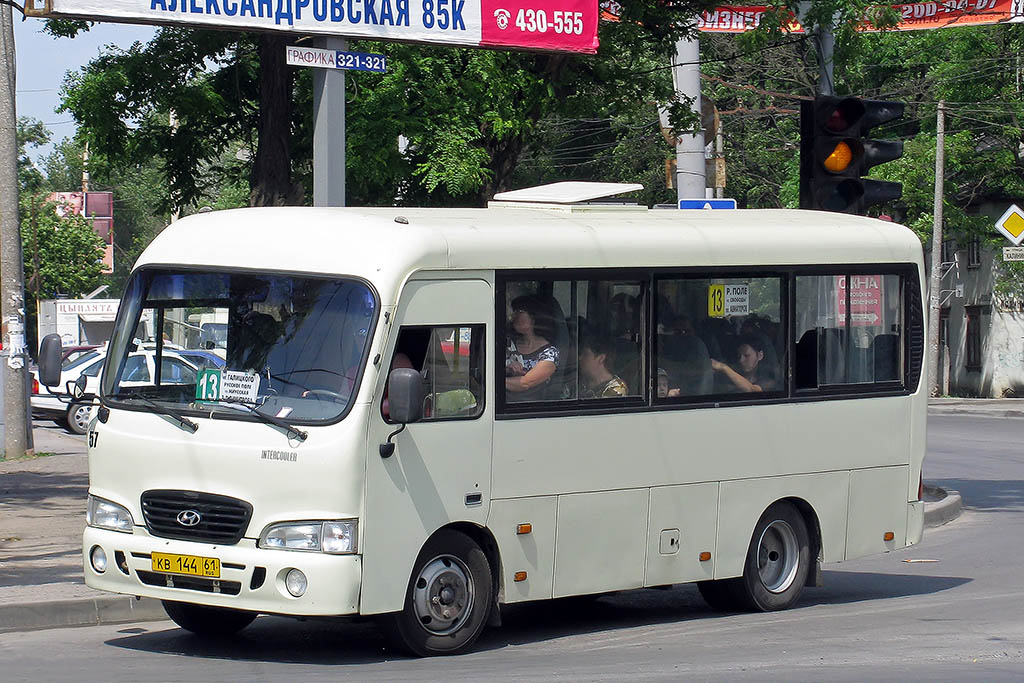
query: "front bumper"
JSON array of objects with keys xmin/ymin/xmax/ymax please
[{"xmin": 83, "ymin": 526, "xmax": 361, "ymax": 616}]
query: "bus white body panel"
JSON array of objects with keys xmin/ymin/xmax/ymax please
[{"xmin": 81, "ymin": 205, "xmax": 927, "ymax": 640}]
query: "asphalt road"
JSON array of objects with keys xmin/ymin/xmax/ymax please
[{"xmin": 2, "ymin": 414, "xmax": 1022, "ymax": 682}]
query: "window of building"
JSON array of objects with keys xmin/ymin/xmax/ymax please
[
  {"xmin": 941, "ymin": 239, "xmax": 956, "ymax": 265},
  {"xmin": 383, "ymin": 325, "xmax": 484, "ymax": 421},
  {"xmin": 967, "ymin": 237, "xmax": 981, "ymax": 268},
  {"xmin": 794, "ymin": 274, "xmax": 904, "ymax": 388},
  {"xmin": 965, "ymin": 307, "xmax": 982, "ymax": 371},
  {"xmin": 501, "ymin": 276, "xmax": 645, "ymax": 408},
  {"xmin": 655, "ymin": 276, "xmax": 783, "ymax": 397}
]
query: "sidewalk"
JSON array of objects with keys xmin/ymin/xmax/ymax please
[
  {"xmin": 1, "ymin": 403, "xmax": 975, "ymax": 635},
  {"xmin": 0, "ymin": 422, "xmax": 165, "ymax": 632}
]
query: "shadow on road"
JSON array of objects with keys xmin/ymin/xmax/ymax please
[
  {"xmin": 932, "ymin": 478, "xmax": 1024, "ymax": 513},
  {"xmin": 103, "ymin": 570, "xmax": 970, "ymax": 666}
]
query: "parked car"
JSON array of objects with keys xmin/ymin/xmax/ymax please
[
  {"xmin": 61, "ymin": 344, "xmax": 102, "ymax": 368},
  {"xmin": 175, "ymin": 349, "xmax": 226, "ymax": 371},
  {"xmin": 32, "ymin": 348, "xmax": 200, "ymax": 435}
]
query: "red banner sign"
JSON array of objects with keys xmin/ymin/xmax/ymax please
[
  {"xmin": 695, "ymin": 0, "xmax": 1022, "ymax": 33},
  {"xmin": 600, "ymin": 1, "xmax": 1023, "ymax": 33}
]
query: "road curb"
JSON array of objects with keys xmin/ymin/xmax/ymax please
[
  {"xmin": 928, "ymin": 407, "xmax": 1024, "ymax": 419},
  {"xmin": 0, "ymin": 595, "xmax": 167, "ymax": 634},
  {"xmin": 923, "ymin": 484, "xmax": 963, "ymax": 528}
]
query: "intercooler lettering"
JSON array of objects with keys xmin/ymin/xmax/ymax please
[{"xmin": 261, "ymin": 449, "xmax": 298, "ymax": 462}]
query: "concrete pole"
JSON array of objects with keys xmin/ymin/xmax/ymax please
[
  {"xmin": 313, "ymin": 37, "xmax": 347, "ymax": 207},
  {"xmin": 0, "ymin": 6, "xmax": 31, "ymax": 459},
  {"xmin": 672, "ymin": 37, "xmax": 705, "ymax": 201},
  {"xmin": 927, "ymin": 102, "xmax": 946, "ymax": 397},
  {"xmin": 814, "ymin": 26, "xmax": 835, "ymax": 96}
]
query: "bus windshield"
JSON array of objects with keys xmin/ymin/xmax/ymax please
[{"xmin": 102, "ymin": 269, "xmax": 377, "ymax": 423}]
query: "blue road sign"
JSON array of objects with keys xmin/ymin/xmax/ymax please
[
  {"xmin": 335, "ymin": 51, "xmax": 387, "ymax": 73},
  {"xmin": 678, "ymin": 198, "xmax": 737, "ymax": 210}
]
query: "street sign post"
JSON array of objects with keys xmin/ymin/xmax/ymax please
[{"xmin": 678, "ymin": 198, "xmax": 737, "ymax": 210}]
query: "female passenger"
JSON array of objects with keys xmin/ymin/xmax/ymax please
[{"xmin": 505, "ymin": 295, "xmax": 560, "ymax": 401}]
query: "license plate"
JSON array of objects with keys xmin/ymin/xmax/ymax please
[{"xmin": 151, "ymin": 552, "xmax": 220, "ymax": 578}]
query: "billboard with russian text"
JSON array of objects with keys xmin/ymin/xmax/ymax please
[{"xmin": 25, "ymin": 0, "xmax": 600, "ymax": 54}]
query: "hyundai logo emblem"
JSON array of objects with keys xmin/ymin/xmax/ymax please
[{"xmin": 176, "ymin": 509, "xmax": 202, "ymax": 527}]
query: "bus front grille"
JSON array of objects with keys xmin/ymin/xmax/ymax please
[{"xmin": 141, "ymin": 490, "xmax": 253, "ymax": 545}]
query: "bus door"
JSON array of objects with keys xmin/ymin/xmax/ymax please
[{"xmin": 360, "ymin": 278, "xmax": 493, "ymax": 615}]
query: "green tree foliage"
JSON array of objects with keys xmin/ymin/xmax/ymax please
[
  {"xmin": 21, "ymin": 194, "xmax": 106, "ymax": 300},
  {"xmin": 17, "ymin": 117, "xmax": 50, "ymax": 192},
  {"xmin": 51, "ymin": 2, "xmax": 721, "ymax": 210}
]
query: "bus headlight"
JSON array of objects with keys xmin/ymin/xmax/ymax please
[
  {"xmin": 259, "ymin": 520, "xmax": 358, "ymax": 554},
  {"xmin": 86, "ymin": 495, "xmax": 134, "ymax": 533}
]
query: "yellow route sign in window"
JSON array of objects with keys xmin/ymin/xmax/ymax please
[
  {"xmin": 995, "ymin": 204, "xmax": 1024, "ymax": 246},
  {"xmin": 708, "ymin": 284, "xmax": 725, "ymax": 318}
]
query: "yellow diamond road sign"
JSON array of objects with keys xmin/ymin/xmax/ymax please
[{"xmin": 995, "ymin": 204, "xmax": 1024, "ymax": 246}]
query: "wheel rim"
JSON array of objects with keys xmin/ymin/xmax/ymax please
[
  {"xmin": 72, "ymin": 405, "xmax": 91, "ymax": 432},
  {"xmin": 756, "ymin": 520, "xmax": 800, "ymax": 593},
  {"xmin": 412, "ymin": 554, "xmax": 475, "ymax": 636}
]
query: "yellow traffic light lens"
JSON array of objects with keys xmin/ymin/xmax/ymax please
[{"xmin": 824, "ymin": 142, "xmax": 853, "ymax": 172}]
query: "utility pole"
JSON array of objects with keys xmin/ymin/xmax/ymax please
[
  {"xmin": 927, "ymin": 101, "xmax": 946, "ymax": 397},
  {"xmin": 0, "ymin": 4, "xmax": 31, "ymax": 460},
  {"xmin": 672, "ymin": 35, "xmax": 706, "ymax": 201},
  {"xmin": 312, "ymin": 37, "xmax": 346, "ymax": 207}
]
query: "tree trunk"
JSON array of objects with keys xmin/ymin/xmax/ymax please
[{"xmin": 250, "ymin": 34, "xmax": 302, "ymax": 206}]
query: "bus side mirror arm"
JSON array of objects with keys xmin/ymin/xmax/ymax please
[{"xmin": 379, "ymin": 424, "xmax": 406, "ymax": 458}]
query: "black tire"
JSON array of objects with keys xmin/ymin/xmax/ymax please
[
  {"xmin": 696, "ymin": 578, "xmax": 744, "ymax": 611},
  {"xmin": 734, "ymin": 501, "xmax": 811, "ymax": 612},
  {"xmin": 162, "ymin": 600, "xmax": 257, "ymax": 636},
  {"xmin": 381, "ymin": 529, "xmax": 493, "ymax": 657},
  {"xmin": 65, "ymin": 402, "xmax": 91, "ymax": 435}
]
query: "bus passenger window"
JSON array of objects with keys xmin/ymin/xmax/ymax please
[
  {"xmin": 795, "ymin": 274, "xmax": 904, "ymax": 388},
  {"xmin": 656, "ymin": 277, "xmax": 782, "ymax": 397}
]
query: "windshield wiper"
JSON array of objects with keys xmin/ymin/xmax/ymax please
[
  {"xmin": 112, "ymin": 392, "xmax": 198, "ymax": 433},
  {"xmin": 208, "ymin": 400, "xmax": 308, "ymax": 442}
]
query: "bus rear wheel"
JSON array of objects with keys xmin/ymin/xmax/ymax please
[
  {"xmin": 736, "ymin": 501, "xmax": 810, "ymax": 611},
  {"xmin": 161, "ymin": 600, "xmax": 257, "ymax": 636},
  {"xmin": 382, "ymin": 529, "xmax": 492, "ymax": 657}
]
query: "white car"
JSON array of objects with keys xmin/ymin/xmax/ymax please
[{"xmin": 32, "ymin": 348, "xmax": 200, "ymax": 435}]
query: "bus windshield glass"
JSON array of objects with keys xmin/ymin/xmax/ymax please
[{"xmin": 102, "ymin": 269, "xmax": 377, "ymax": 423}]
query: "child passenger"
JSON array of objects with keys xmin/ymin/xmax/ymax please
[{"xmin": 579, "ymin": 336, "xmax": 628, "ymax": 398}]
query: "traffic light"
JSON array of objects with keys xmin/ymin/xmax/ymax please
[{"xmin": 800, "ymin": 96, "xmax": 904, "ymax": 215}]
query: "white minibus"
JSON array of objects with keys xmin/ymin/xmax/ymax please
[{"xmin": 38, "ymin": 185, "xmax": 926, "ymax": 656}]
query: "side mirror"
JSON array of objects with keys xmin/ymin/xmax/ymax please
[
  {"xmin": 204, "ymin": 340, "xmax": 216, "ymax": 350},
  {"xmin": 387, "ymin": 368, "xmax": 424, "ymax": 425},
  {"xmin": 72, "ymin": 374, "xmax": 88, "ymax": 400},
  {"xmin": 38, "ymin": 334, "xmax": 63, "ymax": 387}
]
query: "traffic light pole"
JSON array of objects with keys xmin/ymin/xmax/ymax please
[
  {"xmin": 672, "ymin": 36, "xmax": 706, "ymax": 201},
  {"xmin": 927, "ymin": 101, "xmax": 946, "ymax": 397}
]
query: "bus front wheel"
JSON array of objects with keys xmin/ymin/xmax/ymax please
[
  {"xmin": 736, "ymin": 501, "xmax": 810, "ymax": 611},
  {"xmin": 162, "ymin": 600, "xmax": 257, "ymax": 636},
  {"xmin": 382, "ymin": 529, "xmax": 493, "ymax": 656}
]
